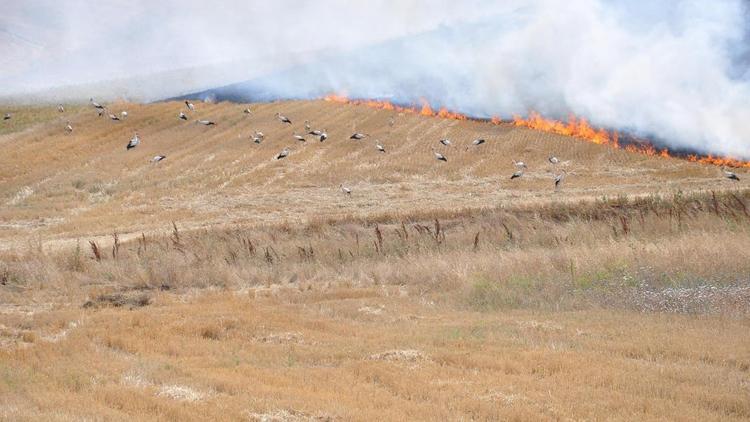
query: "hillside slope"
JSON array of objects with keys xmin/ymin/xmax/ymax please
[
  {"xmin": 1, "ymin": 100, "xmax": 750, "ymax": 421},
  {"xmin": 0, "ymin": 99, "xmax": 742, "ymax": 248}
]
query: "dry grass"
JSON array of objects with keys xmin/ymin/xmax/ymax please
[
  {"xmin": 0, "ymin": 100, "xmax": 744, "ymax": 250},
  {"xmin": 1, "ymin": 101, "xmax": 749, "ymax": 420},
  {"xmin": 1, "ymin": 289, "xmax": 749, "ymax": 420},
  {"xmin": 4, "ymin": 190, "xmax": 750, "ymax": 313}
]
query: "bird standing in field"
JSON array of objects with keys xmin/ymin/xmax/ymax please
[
  {"xmin": 510, "ymin": 169, "xmax": 523, "ymax": 180},
  {"xmin": 548, "ymin": 155, "xmax": 560, "ymax": 165},
  {"xmin": 554, "ymin": 170, "xmax": 566, "ymax": 190},
  {"xmin": 65, "ymin": 121, "xmax": 73, "ymax": 133},
  {"xmin": 3, "ymin": 113, "xmax": 11, "ymax": 120},
  {"xmin": 340, "ymin": 184, "xmax": 352, "ymax": 195},
  {"xmin": 304, "ymin": 120, "xmax": 311, "ymax": 132},
  {"xmin": 109, "ymin": 113, "xmax": 120, "ymax": 121},
  {"xmin": 126, "ymin": 132, "xmax": 140, "ymax": 150},
  {"xmin": 196, "ymin": 119, "xmax": 216, "ymax": 126},
  {"xmin": 179, "ymin": 112, "xmax": 188, "ymax": 120},
  {"xmin": 293, "ymin": 133, "xmax": 306, "ymax": 142},
  {"xmin": 276, "ymin": 113, "xmax": 292, "ymax": 124},
  {"xmin": 432, "ymin": 148, "xmax": 448, "ymax": 162},
  {"xmin": 152, "ymin": 155, "xmax": 166, "ymax": 163},
  {"xmin": 185, "ymin": 100, "xmax": 195, "ymax": 112},
  {"xmin": 723, "ymin": 168, "xmax": 740, "ymax": 181},
  {"xmin": 252, "ymin": 131, "xmax": 265, "ymax": 144},
  {"xmin": 308, "ymin": 128, "xmax": 323, "ymax": 137},
  {"xmin": 58, "ymin": 104, "xmax": 65, "ymax": 113},
  {"xmin": 376, "ymin": 143, "xmax": 386, "ymax": 153},
  {"xmin": 90, "ymin": 98, "xmax": 105, "ymax": 110},
  {"xmin": 350, "ymin": 132, "xmax": 367, "ymax": 140},
  {"xmin": 120, "ymin": 111, "xmax": 128, "ymax": 119},
  {"xmin": 470, "ymin": 139, "xmax": 485, "ymax": 148},
  {"xmin": 513, "ymin": 160, "xmax": 528, "ymax": 169},
  {"xmin": 319, "ymin": 131, "xmax": 328, "ymax": 142},
  {"xmin": 243, "ymin": 108, "xmax": 252, "ymax": 115},
  {"xmin": 275, "ymin": 148, "xmax": 290, "ymax": 160},
  {"xmin": 439, "ymin": 139, "xmax": 452, "ymax": 147}
]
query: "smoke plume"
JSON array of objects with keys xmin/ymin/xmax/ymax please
[{"xmin": 1, "ymin": 0, "xmax": 748, "ymax": 157}]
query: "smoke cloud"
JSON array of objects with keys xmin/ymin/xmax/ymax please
[{"xmin": 1, "ymin": 0, "xmax": 748, "ymax": 158}]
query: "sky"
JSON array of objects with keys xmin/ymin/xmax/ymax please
[
  {"xmin": 1, "ymin": 0, "xmax": 748, "ymax": 158},
  {"xmin": 0, "ymin": 0, "xmax": 514, "ymax": 91}
]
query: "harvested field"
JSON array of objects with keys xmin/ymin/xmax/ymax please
[{"xmin": 1, "ymin": 101, "xmax": 749, "ymax": 420}]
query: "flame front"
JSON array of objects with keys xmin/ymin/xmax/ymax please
[
  {"xmin": 323, "ymin": 94, "xmax": 750, "ymax": 169},
  {"xmin": 324, "ymin": 94, "xmax": 468, "ymax": 121}
]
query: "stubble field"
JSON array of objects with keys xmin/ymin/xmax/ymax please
[{"xmin": 0, "ymin": 100, "xmax": 748, "ymax": 420}]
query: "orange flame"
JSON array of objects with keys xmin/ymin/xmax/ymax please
[
  {"xmin": 324, "ymin": 94, "xmax": 470, "ymax": 121},
  {"xmin": 419, "ymin": 99, "xmax": 433, "ymax": 116},
  {"xmin": 323, "ymin": 94, "xmax": 750, "ymax": 168}
]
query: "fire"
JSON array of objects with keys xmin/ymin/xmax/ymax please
[
  {"xmin": 323, "ymin": 94, "xmax": 750, "ymax": 168},
  {"xmin": 513, "ymin": 112, "xmax": 613, "ymax": 146},
  {"xmin": 420, "ymin": 99, "xmax": 433, "ymax": 117},
  {"xmin": 686, "ymin": 154, "xmax": 750, "ymax": 168},
  {"xmin": 324, "ymin": 94, "xmax": 350, "ymax": 103},
  {"xmin": 323, "ymin": 94, "xmax": 469, "ymax": 121}
]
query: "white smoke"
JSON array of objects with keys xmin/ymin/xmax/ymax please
[
  {"xmin": 1, "ymin": 0, "xmax": 748, "ymax": 158},
  {"xmin": 0, "ymin": 0, "xmax": 506, "ymax": 94}
]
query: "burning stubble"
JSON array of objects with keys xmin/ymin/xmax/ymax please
[{"xmin": 1, "ymin": 1, "xmax": 749, "ymax": 159}]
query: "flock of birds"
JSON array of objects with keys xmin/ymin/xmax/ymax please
[
  {"xmin": 196, "ymin": 100, "xmax": 571, "ymax": 192},
  {"xmin": 3, "ymin": 98, "xmax": 743, "ymax": 192}
]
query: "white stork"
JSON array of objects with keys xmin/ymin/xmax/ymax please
[
  {"xmin": 350, "ymin": 132, "xmax": 367, "ymax": 140},
  {"xmin": 65, "ymin": 121, "xmax": 73, "ymax": 133},
  {"xmin": 179, "ymin": 112, "xmax": 188, "ymax": 120},
  {"xmin": 376, "ymin": 143, "xmax": 386, "ymax": 153},
  {"xmin": 196, "ymin": 120, "xmax": 216, "ymax": 126},
  {"xmin": 152, "ymin": 155, "xmax": 166, "ymax": 163},
  {"xmin": 723, "ymin": 168, "xmax": 740, "ymax": 181},
  {"xmin": 513, "ymin": 160, "xmax": 528, "ymax": 169},
  {"xmin": 432, "ymin": 148, "xmax": 448, "ymax": 162},
  {"xmin": 548, "ymin": 155, "xmax": 560, "ymax": 164},
  {"xmin": 3, "ymin": 113, "xmax": 11, "ymax": 120},
  {"xmin": 471, "ymin": 138, "xmax": 485, "ymax": 146},
  {"xmin": 275, "ymin": 148, "xmax": 290, "ymax": 160},
  {"xmin": 510, "ymin": 169, "xmax": 523, "ymax": 180},
  {"xmin": 304, "ymin": 120, "xmax": 311, "ymax": 132},
  {"xmin": 308, "ymin": 128, "xmax": 323, "ymax": 136},
  {"xmin": 319, "ymin": 131, "xmax": 328, "ymax": 142},
  {"xmin": 293, "ymin": 133, "xmax": 306, "ymax": 142},
  {"xmin": 243, "ymin": 108, "xmax": 252, "ymax": 114},
  {"xmin": 554, "ymin": 170, "xmax": 567, "ymax": 190},
  {"xmin": 58, "ymin": 104, "xmax": 65, "ymax": 113},
  {"xmin": 109, "ymin": 113, "xmax": 120, "ymax": 121},
  {"xmin": 439, "ymin": 139, "xmax": 452, "ymax": 146},
  {"xmin": 185, "ymin": 100, "xmax": 195, "ymax": 112},
  {"xmin": 275, "ymin": 113, "xmax": 292, "ymax": 124},
  {"xmin": 120, "ymin": 111, "xmax": 128, "ymax": 119},
  {"xmin": 90, "ymin": 98, "xmax": 105, "ymax": 110},
  {"xmin": 340, "ymin": 184, "xmax": 352, "ymax": 195},
  {"xmin": 126, "ymin": 132, "xmax": 140, "ymax": 150}
]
